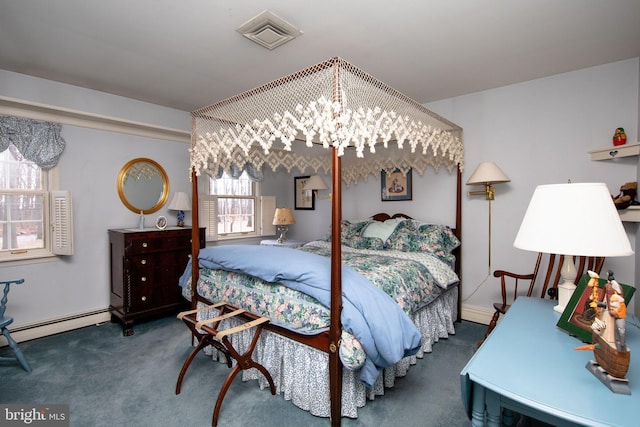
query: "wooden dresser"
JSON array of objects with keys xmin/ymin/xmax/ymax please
[{"xmin": 108, "ymin": 227, "xmax": 205, "ymax": 335}]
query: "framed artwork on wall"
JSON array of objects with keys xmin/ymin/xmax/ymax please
[
  {"xmin": 557, "ymin": 273, "xmax": 636, "ymax": 343},
  {"xmin": 381, "ymin": 168, "xmax": 412, "ymax": 201},
  {"xmin": 294, "ymin": 176, "xmax": 314, "ymax": 210}
]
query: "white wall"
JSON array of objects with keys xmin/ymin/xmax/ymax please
[
  {"xmin": 1, "ymin": 70, "xmax": 192, "ymax": 334},
  {"xmin": 2, "ymin": 57, "xmax": 639, "ymax": 338},
  {"xmin": 429, "ymin": 58, "xmax": 639, "ymax": 320}
]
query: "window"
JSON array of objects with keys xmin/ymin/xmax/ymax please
[
  {"xmin": 0, "ymin": 144, "xmax": 72, "ymax": 262},
  {"xmin": 211, "ymin": 171, "xmax": 256, "ymax": 236},
  {"xmin": 201, "ymin": 171, "xmax": 274, "ymax": 241}
]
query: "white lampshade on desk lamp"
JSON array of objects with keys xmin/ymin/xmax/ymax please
[{"xmin": 513, "ymin": 182, "xmax": 633, "ymax": 313}]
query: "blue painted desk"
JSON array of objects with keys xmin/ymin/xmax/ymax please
[{"xmin": 460, "ymin": 297, "xmax": 639, "ymax": 426}]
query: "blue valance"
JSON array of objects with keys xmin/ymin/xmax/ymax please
[
  {"xmin": 214, "ymin": 163, "xmax": 264, "ymax": 181},
  {"xmin": 0, "ymin": 115, "xmax": 66, "ymax": 169}
]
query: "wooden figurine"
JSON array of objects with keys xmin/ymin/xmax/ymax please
[
  {"xmin": 575, "ymin": 270, "xmax": 631, "ymax": 394},
  {"xmin": 613, "ymin": 127, "xmax": 627, "ymax": 146}
]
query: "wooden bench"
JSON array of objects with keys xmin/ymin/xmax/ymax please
[{"xmin": 175, "ymin": 303, "xmax": 276, "ymax": 427}]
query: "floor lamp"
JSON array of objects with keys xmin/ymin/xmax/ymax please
[{"xmin": 467, "ymin": 162, "xmax": 511, "ymax": 274}]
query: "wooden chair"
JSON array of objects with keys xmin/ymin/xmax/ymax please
[
  {"xmin": 480, "ymin": 254, "xmax": 605, "ymax": 344},
  {"xmin": 1, "ymin": 279, "xmax": 32, "ymax": 373}
]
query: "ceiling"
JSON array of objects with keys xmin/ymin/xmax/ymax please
[{"xmin": 1, "ymin": 0, "xmax": 639, "ymax": 112}]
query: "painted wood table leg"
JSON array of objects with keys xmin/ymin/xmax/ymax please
[
  {"xmin": 502, "ymin": 408, "xmax": 516, "ymax": 426},
  {"xmin": 470, "ymin": 383, "xmax": 486, "ymax": 427},
  {"xmin": 485, "ymin": 389, "xmax": 501, "ymax": 427}
]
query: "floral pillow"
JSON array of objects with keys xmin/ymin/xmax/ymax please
[
  {"xmin": 347, "ymin": 235, "xmax": 385, "ymax": 250},
  {"xmin": 384, "ymin": 220, "xmax": 460, "ymax": 262},
  {"xmin": 322, "ymin": 220, "xmax": 386, "ymax": 250},
  {"xmin": 323, "ymin": 220, "xmax": 370, "ymax": 243},
  {"xmin": 383, "ymin": 220, "xmax": 417, "ymax": 251}
]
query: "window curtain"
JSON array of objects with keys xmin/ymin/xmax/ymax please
[
  {"xmin": 0, "ymin": 115, "xmax": 66, "ymax": 169},
  {"xmin": 214, "ymin": 163, "xmax": 264, "ymax": 181}
]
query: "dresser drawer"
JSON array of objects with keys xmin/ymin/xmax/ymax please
[{"xmin": 125, "ymin": 233, "xmax": 193, "ymax": 254}]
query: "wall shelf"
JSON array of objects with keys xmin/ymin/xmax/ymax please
[
  {"xmin": 589, "ymin": 142, "xmax": 640, "ymax": 160},
  {"xmin": 618, "ymin": 206, "xmax": 640, "ymax": 223},
  {"xmin": 589, "ymin": 142, "xmax": 640, "ymax": 222}
]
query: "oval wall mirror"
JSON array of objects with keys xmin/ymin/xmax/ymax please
[{"xmin": 117, "ymin": 158, "xmax": 169, "ymax": 214}]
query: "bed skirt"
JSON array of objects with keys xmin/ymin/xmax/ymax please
[{"xmin": 193, "ymin": 285, "xmax": 458, "ymax": 418}]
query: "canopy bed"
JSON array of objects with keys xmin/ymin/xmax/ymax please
[{"xmin": 183, "ymin": 57, "xmax": 464, "ymax": 425}]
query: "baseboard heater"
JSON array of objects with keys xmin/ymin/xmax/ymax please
[{"xmin": 0, "ymin": 308, "xmax": 112, "ymax": 346}]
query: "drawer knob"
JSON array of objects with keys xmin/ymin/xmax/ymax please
[
  {"xmin": 141, "ymin": 276, "xmax": 147, "ymax": 282},
  {"xmin": 141, "ymin": 296, "xmax": 147, "ymax": 301},
  {"xmin": 141, "ymin": 259, "xmax": 147, "ymax": 265},
  {"xmin": 142, "ymin": 242, "xmax": 148, "ymax": 248}
]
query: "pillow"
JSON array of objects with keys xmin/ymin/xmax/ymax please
[
  {"xmin": 323, "ymin": 220, "xmax": 371, "ymax": 244},
  {"xmin": 385, "ymin": 220, "xmax": 460, "ymax": 261},
  {"xmin": 362, "ymin": 218, "xmax": 405, "ymax": 241},
  {"xmin": 322, "ymin": 220, "xmax": 387, "ymax": 250},
  {"xmin": 417, "ymin": 224, "xmax": 460, "ymax": 254},
  {"xmin": 384, "ymin": 220, "xmax": 418, "ymax": 251},
  {"xmin": 346, "ymin": 235, "xmax": 385, "ymax": 250}
]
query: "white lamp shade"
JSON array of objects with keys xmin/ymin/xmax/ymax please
[
  {"xmin": 303, "ymin": 175, "xmax": 328, "ymax": 191},
  {"xmin": 466, "ymin": 162, "xmax": 510, "ymax": 185},
  {"xmin": 167, "ymin": 192, "xmax": 191, "ymax": 211},
  {"xmin": 273, "ymin": 208, "xmax": 295, "ymax": 225},
  {"xmin": 513, "ymin": 182, "xmax": 633, "ymax": 257}
]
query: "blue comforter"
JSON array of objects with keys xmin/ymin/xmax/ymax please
[{"xmin": 179, "ymin": 245, "xmax": 422, "ymax": 386}]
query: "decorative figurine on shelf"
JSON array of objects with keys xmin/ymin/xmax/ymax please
[
  {"xmin": 612, "ymin": 181, "xmax": 637, "ymax": 210},
  {"xmin": 575, "ymin": 270, "xmax": 631, "ymax": 394},
  {"xmin": 613, "ymin": 127, "xmax": 627, "ymax": 146}
]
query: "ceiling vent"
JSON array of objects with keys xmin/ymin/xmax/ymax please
[{"xmin": 237, "ymin": 10, "xmax": 303, "ymax": 50}]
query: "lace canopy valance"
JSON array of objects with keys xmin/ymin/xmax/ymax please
[
  {"xmin": 0, "ymin": 115, "xmax": 66, "ymax": 169},
  {"xmin": 191, "ymin": 57, "xmax": 463, "ymax": 184}
]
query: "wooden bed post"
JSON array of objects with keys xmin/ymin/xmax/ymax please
[
  {"xmin": 329, "ymin": 147, "xmax": 343, "ymax": 426},
  {"xmin": 329, "ymin": 57, "xmax": 343, "ymax": 427},
  {"xmin": 455, "ymin": 165, "xmax": 462, "ymax": 323},
  {"xmin": 190, "ymin": 166, "xmax": 200, "ymax": 310}
]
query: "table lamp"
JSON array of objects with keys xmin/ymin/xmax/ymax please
[
  {"xmin": 513, "ymin": 182, "xmax": 633, "ymax": 313},
  {"xmin": 273, "ymin": 208, "xmax": 295, "ymax": 243},
  {"xmin": 167, "ymin": 191, "xmax": 191, "ymax": 227}
]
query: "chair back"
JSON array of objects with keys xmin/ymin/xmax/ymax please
[
  {"xmin": 1, "ymin": 279, "xmax": 25, "ymax": 320},
  {"xmin": 494, "ymin": 253, "xmax": 605, "ymax": 306},
  {"xmin": 533, "ymin": 253, "xmax": 605, "ymax": 299}
]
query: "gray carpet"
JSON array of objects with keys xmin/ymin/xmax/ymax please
[{"xmin": 0, "ymin": 315, "xmax": 486, "ymax": 426}]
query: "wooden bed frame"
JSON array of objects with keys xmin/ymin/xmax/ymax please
[{"xmin": 187, "ymin": 162, "xmax": 462, "ymax": 425}]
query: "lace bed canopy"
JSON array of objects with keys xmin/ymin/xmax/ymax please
[
  {"xmin": 190, "ymin": 57, "xmax": 463, "ymax": 182},
  {"xmin": 189, "ymin": 57, "xmax": 463, "ymax": 427}
]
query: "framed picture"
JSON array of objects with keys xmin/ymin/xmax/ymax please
[
  {"xmin": 155, "ymin": 215, "xmax": 167, "ymax": 230},
  {"xmin": 557, "ymin": 273, "xmax": 636, "ymax": 343},
  {"xmin": 381, "ymin": 168, "xmax": 412, "ymax": 201},
  {"xmin": 294, "ymin": 176, "xmax": 315, "ymax": 210}
]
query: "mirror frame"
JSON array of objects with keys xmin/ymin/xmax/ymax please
[{"xmin": 117, "ymin": 158, "xmax": 169, "ymax": 214}]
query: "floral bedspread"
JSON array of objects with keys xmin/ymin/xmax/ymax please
[
  {"xmin": 181, "ymin": 240, "xmax": 459, "ymax": 371},
  {"xmin": 300, "ymin": 241, "xmax": 458, "ymax": 314}
]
